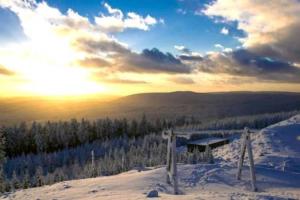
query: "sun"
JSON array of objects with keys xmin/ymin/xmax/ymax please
[{"xmin": 19, "ymin": 65, "xmax": 106, "ymax": 96}]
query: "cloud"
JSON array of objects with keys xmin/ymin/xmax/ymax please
[
  {"xmin": 179, "ymin": 54, "xmax": 203, "ymax": 61},
  {"xmin": 103, "ymin": 2, "xmax": 123, "ymax": 18},
  {"xmin": 223, "ymin": 48, "xmax": 232, "ymax": 53},
  {"xmin": 102, "ymin": 78, "xmax": 148, "ymax": 84},
  {"xmin": 220, "ymin": 27, "xmax": 228, "ymax": 35},
  {"xmin": 0, "ymin": 64, "xmax": 14, "ymax": 75},
  {"xmin": 75, "ymin": 37, "xmax": 192, "ymax": 73},
  {"xmin": 199, "ymin": 0, "xmax": 300, "ymax": 84},
  {"xmin": 0, "ymin": 0, "xmax": 183, "ymax": 97},
  {"xmin": 174, "ymin": 45, "xmax": 191, "ymax": 54},
  {"xmin": 214, "ymin": 44, "xmax": 232, "ymax": 53},
  {"xmin": 121, "ymin": 48, "xmax": 192, "ymax": 73},
  {"xmin": 214, "ymin": 44, "xmax": 224, "ymax": 49},
  {"xmin": 194, "ymin": 49, "xmax": 300, "ymax": 83},
  {"xmin": 174, "ymin": 45, "xmax": 203, "ymax": 62},
  {"xmin": 74, "ymin": 37, "xmax": 129, "ymax": 55},
  {"xmin": 203, "ymin": 0, "xmax": 300, "ymax": 63},
  {"xmin": 76, "ymin": 57, "xmax": 110, "ymax": 68},
  {"xmin": 169, "ymin": 76, "xmax": 195, "ymax": 84},
  {"xmin": 95, "ymin": 3, "xmax": 158, "ymax": 32}
]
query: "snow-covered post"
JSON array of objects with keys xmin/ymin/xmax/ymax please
[
  {"xmin": 166, "ymin": 131, "xmax": 171, "ymax": 184},
  {"xmin": 237, "ymin": 133, "xmax": 246, "ymax": 180},
  {"xmin": 91, "ymin": 150, "xmax": 95, "ymax": 167},
  {"xmin": 171, "ymin": 131, "xmax": 178, "ymax": 194},
  {"xmin": 236, "ymin": 127, "xmax": 257, "ymax": 192},
  {"xmin": 163, "ymin": 129, "xmax": 178, "ymax": 194},
  {"xmin": 205, "ymin": 144, "xmax": 214, "ymax": 164},
  {"xmin": 246, "ymin": 130, "xmax": 257, "ymax": 192}
]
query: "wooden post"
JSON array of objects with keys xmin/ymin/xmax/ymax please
[
  {"xmin": 91, "ymin": 150, "xmax": 95, "ymax": 167},
  {"xmin": 171, "ymin": 131, "xmax": 178, "ymax": 194},
  {"xmin": 236, "ymin": 127, "xmax": 257, "ymax": 192},
  {"xmin": 166, "ymin": 131, "xmax": 171, "ymax": 184},
  {"xmin": 164, "ymin": 129, "xmax": 178, "ymax": 194},
  {"xmin": 237, "ymin": 133, "xmax": 246, "ymax": 180}
]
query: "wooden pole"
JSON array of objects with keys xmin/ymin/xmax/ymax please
[
  {"xmin": 166, "ymin": 132, "xmax": 171, "ymax": 184},
  {"xmin": 236, "ymin": 127, "xmax": 257, "ymax": 192},
  {"xmin": 171, "ymin": 132, "xmax": 178, "ymax": 194},
  {"xmin": 237, "ymin": 132, "xmax": 246, "ymax": 180},
  {"xmin": 246, "ymin": 131, "xmax": 257, "ymax": 192}
]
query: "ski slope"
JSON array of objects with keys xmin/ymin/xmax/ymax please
[{"xmin": 2, "ymin": 115, "xmax": 300, "ymax": 200}]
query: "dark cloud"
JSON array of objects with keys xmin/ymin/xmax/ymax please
[
  {"xmin": 249, "ymin": 23, "xmax": 300, "ymax": 64},
  {"xmin": 75, "ymin": 37, "xmax": 192, "ymax": 74},
  {"xmin": 202, "ymin": 0, "xmax": 300, "ymax": 65},
  {"xmin": 194, "ymin": 49, "xmax": 300, "ymax": 83},
  {"xmin": 0, "ymin": 64, "xmax": 14, "ymax": 76},
  {"xmin": 122, "ymin": 48, "xmax": 192, "ymax": 73},
  {"xmin": 179, "ymin": 54, "xmax": 203, "ymax": 61},
  {"xmin": 232, "ymin": 50, "xmax": 297, "ymax": 73}
]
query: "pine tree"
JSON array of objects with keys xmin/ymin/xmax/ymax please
[
  {"xmin": 22, "ymin": 169, "xmax": 30, "ymax": 189},
  {"xmin": 35, "ymin": 166, "xmax": 44, "ymax": 187},
  {"xmin": 0, "ymin": 168, "xmax": 5, "ymax": 193},
  {"xmin": 0, "ymin": 128, "xmax": 5, "ymax": 165},
  {"xmin": 11, "ymin": 171, "xmax": 20, "ymax": 190},
  {"xmin": 138, "ymin": 114, "xmax": 148, "ymax": 136},
  {"xmin": 0, "ymin": 129, "xmax": 6, "ymax": 193}
]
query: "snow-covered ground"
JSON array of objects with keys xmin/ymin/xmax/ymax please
[{"xmin": 2, "ymin": 115, "xmax": 300, "ymax": 200}]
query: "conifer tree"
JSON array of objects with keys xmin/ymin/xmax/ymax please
[
  {"xmin": 35, "ymin": 166, "xmax": 44, "ymax": 187},
  {"xmin": 11, "ymin": 171, "xmax": 20, "ymax": 190},
  {"xmin": 22, "ymin": 169, "xmax": 30, "ymax": 189},
  {"xmin": 0, "ymin": 168, "xmax": 5, "ymax": 193}
]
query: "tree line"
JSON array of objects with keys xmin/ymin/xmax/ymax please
[{"xmin": 1, "ymin": 115, "xmax": 169, "ymax": 158}]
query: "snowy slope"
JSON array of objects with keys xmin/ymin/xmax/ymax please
[{"xmin": 2, "ymin": 115, "xmax": 300, "ymax": 200}]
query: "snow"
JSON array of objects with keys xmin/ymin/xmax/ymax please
[
  {"xmin": 2, "ymin": 115, "xmax": 300, "ymax": 200},
  {"xmin": 188, "ymin": 137, "xmax": 228, "ymax": 145}
]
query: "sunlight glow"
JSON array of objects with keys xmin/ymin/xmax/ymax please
[{"xmin": 20, "ymin": 65, "xmax": 106, "ymax": 96}]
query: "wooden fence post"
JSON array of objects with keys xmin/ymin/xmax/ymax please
[
  {"xmin": 237, "ymin": 133, "xmax": 246, "ymax": 180},
  {"xmin": 236, "ymin": 127, "xmax": 257, "ymax": 192},
  {"xmin": 171, "ymin": 131, "xmax": 178, "ymax": 194},
  {"xmin": 164, "ymin": 129, "xmax": 179, "ymax": 194},
  {"xmin": 166, "ymin": 131, "xmax": 171, "ymax": 184}
]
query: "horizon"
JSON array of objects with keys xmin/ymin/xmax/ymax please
[
  {"xmin": 1, "ymin": 90, "xmax": 300, "ymax": 101},
  {"xmin": 1, "ymin": 0, "xmax": 300, "ymax": 97}
]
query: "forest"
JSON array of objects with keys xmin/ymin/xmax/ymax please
[{"xmin": 0, "ymin": 110, "xmax": 298, "ymax": 193}]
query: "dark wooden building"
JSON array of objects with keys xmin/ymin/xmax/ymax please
[{"xmin": 187, "ymin": 137, "xmax": 230, "ymax": 153}]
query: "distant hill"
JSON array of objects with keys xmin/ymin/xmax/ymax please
[
  {"xmin": 108, "ymin": 91, "xmax": 300, "ymax": 120},
  {"xmin": 1, "ymin": 91, "xmax": 300, "ymax": 125}
]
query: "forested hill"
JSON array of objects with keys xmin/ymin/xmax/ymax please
[
  {"xmin": 1, "ymin": 91, "xmax": 300, "ymax": 125},
  {"xmin": 111, "ymin": 91, "xmax": 300, "ymax": 119}
]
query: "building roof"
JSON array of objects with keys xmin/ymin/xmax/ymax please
[{"xmin": 187, "ymin": 137, "xmax": 228, "ymax": 146}]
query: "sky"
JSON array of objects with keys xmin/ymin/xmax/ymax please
[{"xmin": 0, "ymin": 0, "xmax": 300, "ymax": 98}]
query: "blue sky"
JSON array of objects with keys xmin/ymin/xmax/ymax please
[{"xmin": 1, "ymin": 0, "xmax": 242, "ymax": 54}]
